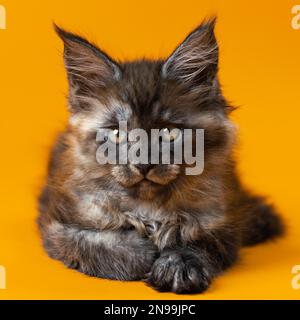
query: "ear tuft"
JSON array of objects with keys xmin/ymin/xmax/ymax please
[
  {"xmin": 162, "ymin": 17, "xmax": 218, "ymax": 88},
  {"xmin": 54, "ymin": 24, "xmax": 108, "ymax": 59},
  {"xmin": 54, "ymin": 24, "xmax": 121, "ymax": 111}
]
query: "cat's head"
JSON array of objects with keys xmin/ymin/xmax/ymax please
[{"xmin": 56, "ymin": 18, "xmax": 235, "ymax": 201}]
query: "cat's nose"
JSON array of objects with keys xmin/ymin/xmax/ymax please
[{"xmin": 134, "ymin": 164, "xmax": 154, "ymax": 176}]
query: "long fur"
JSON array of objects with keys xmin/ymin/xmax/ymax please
[{"xmin": 38, "ymin": 19, "xmax": 284, "ymax": 294}]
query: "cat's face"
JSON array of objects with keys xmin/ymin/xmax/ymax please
[{"xmin": 56, "ymin": 19, "xmax": 234, "ymax": 200}]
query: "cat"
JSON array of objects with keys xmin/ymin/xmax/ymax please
[{"xmin": 38, "ymin": 18, "xmax": 284, "ymax": 294}]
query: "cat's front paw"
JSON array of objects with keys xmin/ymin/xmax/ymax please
[{"xmin": 147, "ymin": 250, "xmax": 211, "ymax": 294}]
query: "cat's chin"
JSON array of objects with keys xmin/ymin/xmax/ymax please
[{"xmin": 124, "ymin": 179, "xmax": 165, "ymax": 200}]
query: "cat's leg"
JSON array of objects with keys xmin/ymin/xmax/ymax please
[
  {"xmin": 147, "ymin": 225, "xmax": 239, "ymax": 294},
  {"xmin": 237, "ymin": 193, "xmax": 285, "ymax": 246},
  {"xmin": 39, "ymin": 220, "xmax": 158, "ymax": 280}
]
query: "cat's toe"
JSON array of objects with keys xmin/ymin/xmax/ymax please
[{"xmin": 146, "ymin": 250, "xmax": 211, "ymax": 294}]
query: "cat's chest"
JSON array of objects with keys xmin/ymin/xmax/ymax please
[{"xmin": 76, "ymin": 191, "xmax": 171, "ymax": 231}]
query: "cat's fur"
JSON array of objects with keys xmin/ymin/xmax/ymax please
[{"xmin": 38, "ymin": 19, "xmax": 284, "ymax": 294}]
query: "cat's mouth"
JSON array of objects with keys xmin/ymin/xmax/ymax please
[
  {"xmin": 111, "ymin": 164, "xmax": 180, "ymax": 189},
  {"xmin": 129, "ymin": 176, "xmax": 163, "ymax": 188},
  {"xmin": 132, "ymin": 173, "xmax": 177, "ymax": 188},
  {"xmin": 139, "ymin": 177, "xmax": 161, "ymax": 186},
  {"xmin": 129, "ymin": 178, "xmax": 166, "ymax": 200}
]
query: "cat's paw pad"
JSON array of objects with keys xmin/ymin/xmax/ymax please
[{"xmin": 147, "ymin": 251, "xmax": 211, "ymax": 294}]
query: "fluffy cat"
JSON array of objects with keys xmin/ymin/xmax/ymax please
[{"xmin": 38, "ymin": 18, "xmax": 284, "ymax": 294}]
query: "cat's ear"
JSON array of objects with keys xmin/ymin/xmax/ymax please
[
  {"xmin": 162, "ymin": 18, "xmax": 218, "ymax": 88},
  {"xmin": 54, "ymin": 25, "xmax": 121, "ymax": 111}
]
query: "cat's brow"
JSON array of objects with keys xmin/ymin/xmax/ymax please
[
  {"xmin": 156, "ymin": 120, "xmax": 187, "ymax": 129},
  {"xmin": 159, "ymin": 114, "xmax": 203, "ymax": 127},
  {"xmin": 99, "ymin": 121, "xmax": 120, "ymax": 129}
]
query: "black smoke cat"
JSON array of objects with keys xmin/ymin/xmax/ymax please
[{"xmin": 38, "ymin": 18, "xmax": 284, "ymax": 294}]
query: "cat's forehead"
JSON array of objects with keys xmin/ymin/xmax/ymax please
[
  {"xmin": 121, "ymin": 60, "xmax": 162, "ymax": 110},
  {"xmin": 70, "ymin": 60, "xmax": 214, "ymax": 131},
  {"xmin": 118, "ymin": 60, "xmax": 196, "ymax": 127}
]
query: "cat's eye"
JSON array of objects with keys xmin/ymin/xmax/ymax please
[
  {"xmin": 107, "ymin": 129, "xmax": 127, "ymax": 144},
  {"xmin": 161, "ymin": 128, "xmax": 182, "ymax": 143}
]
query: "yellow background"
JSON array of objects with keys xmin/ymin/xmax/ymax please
[{"xmin": 0, "ymin": 0, "xmax": 300, "ymax": 300}]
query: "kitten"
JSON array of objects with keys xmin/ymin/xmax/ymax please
[{"xmin": 38, "ymin": 18, "xmax": 284, "ymax": 294}]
